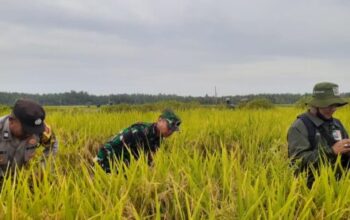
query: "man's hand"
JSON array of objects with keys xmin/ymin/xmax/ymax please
[{"xmin": 332, "ymin": 139, "xmax": 350, "ymax": 155}]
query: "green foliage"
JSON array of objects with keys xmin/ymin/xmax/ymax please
[
  {"xmin": 1, "ymin": 91, "xmax": 342, "ymax": 105},
  {"xmin": 294, "ymin": 95, "xmax": 312, "ymax": 109},
  {"xmin": 238, "ymin": 98, "xmax": 274, "ymax": 109},
  {"xmin": 344, "ymin": 98, "xmax": 350, "ymax": 105},
  {"xmin": 0, "ymin": 91, "xmax": 218, "ymax": 105},
  {"xmin": 0, "ymin": 104, "xmax": 10, "ymax": 112},
  {"xmin": 100, "ymin": 101, "xmax": 201, "ymax": 112},
  {"xmin": 1, "ymin": 107, "xmax": 350, "ymax": 218}
]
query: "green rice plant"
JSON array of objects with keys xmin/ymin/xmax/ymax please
[{"xmin": 0, "ymin": 106, "xmax": 349, "ymax": 219}]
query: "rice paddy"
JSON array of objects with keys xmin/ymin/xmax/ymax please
[{"xmin": 1, "ymin": 105, "xmax": 350, "ymax": 219}]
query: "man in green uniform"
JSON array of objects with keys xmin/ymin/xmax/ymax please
[
  {"xmin": 288, "ymin": 82, "xmax": 350, "ymax": 187},
  {"xmin": 96, "ymin": 109, "xmax": 181, "ymax": 173},
  {"xmin": 0, "ymin": 99, "xmax": 58, "ymax": 178}
]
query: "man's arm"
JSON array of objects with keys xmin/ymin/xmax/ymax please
[
  {"xmin": 96, "ymin": 142, "xmax": 114, "ymax": 173},
  {"xmin": 40, "ymin": 124, "xmax": 58, "ymax": 158}
]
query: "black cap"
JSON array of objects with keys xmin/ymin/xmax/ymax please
[{"xmin": 12, "ymin": 99, "xmax": 45, "ymax": 135}]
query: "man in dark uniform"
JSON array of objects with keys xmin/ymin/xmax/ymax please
[
  {"xmin": 0, "ymin": 99, "xmax": 58, "ymax": 178},
  {"xmin": 288, "ymin": 82, "xmax": 350, "ymax": 187},
  {"xmin": 96, "ymin": 109, "xmax": 181, "ymax": 173}
]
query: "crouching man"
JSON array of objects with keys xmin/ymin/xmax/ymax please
[
  {"xmin": 96, "ymin": 109, "xmax": 181, "ymax": 173},
  {"xmin": 0, "ymin": 99, "xmax": 58, "ymax": 178}
]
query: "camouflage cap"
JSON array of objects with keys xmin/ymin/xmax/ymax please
[
  {"xmin": 308, "ymin": 82, "xmax": 348, "ymax": 108},
  {"xmin": 159, "ymin": 109, "xmax": 181, "ymax": 131}
]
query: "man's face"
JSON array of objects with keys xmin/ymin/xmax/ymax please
[
  {"xmin": 156, "ymin": 118, "xmax": 175, "ymax": 138},
  {"xmin": 319, "ymin": 104, "xmax": 338, "ymax": 119},
  {"xmin": 9, "ymin": 117, "xmax": 33, "ymax": 140}
]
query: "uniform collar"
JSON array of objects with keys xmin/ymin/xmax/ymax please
[
  {"xmin": 305, "ymin": 111, "xmax": 327, "ymax": 127},
  {"xmin": 151, "ymin": 123, "xmax": 161, "ymax": 139}
]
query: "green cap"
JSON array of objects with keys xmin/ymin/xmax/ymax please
[
  {"xmin": 308, "ymin": 82, "xmax": 348, "ymax": 108},
  {"xmin": 159, "ymin": 109, "xmax": 181, "ymax": 131}
]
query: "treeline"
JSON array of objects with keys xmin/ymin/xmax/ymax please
[{"xmin": 0, "ymin": 91, "xmax": 349, "ymax": 106}]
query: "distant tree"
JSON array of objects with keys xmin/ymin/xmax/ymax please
[
  {"xmin": 0, "ymin": 91, "xmax": 348, "ymax": 106},
  {"xmin": 240, "ymin": 98, "xmax": 274, "ymax": 109}
]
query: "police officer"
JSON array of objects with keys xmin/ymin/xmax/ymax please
[
  {"xmin": 288, "ymin": 82, "xmax": 350, "ymax": 187},
  {"xmin": 96, "ymin": 109, "xmax": 181, "ymax": 173},
  {"xmin": 0, "ymin": 99, "xmax": 58, "ymax": 177}
]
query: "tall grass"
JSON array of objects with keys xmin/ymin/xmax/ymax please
[{"xmin": 0, "ymin": 106, "xmax": 350, "ymax": 219}]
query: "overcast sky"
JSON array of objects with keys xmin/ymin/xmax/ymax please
[{"xmin": 1, "ymin": 0, "xmax": 350, "ymax": 96}]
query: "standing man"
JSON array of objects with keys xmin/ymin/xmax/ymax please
[
  {"xmin": 288, "ymin": 82, "xmax": 350, "ymax": 187},
  {"xmin": 96, "ymin": 109, "xmax": 181, "ymax": 173},
  {"xmin": 0, "ymin": 99, "xmax": 58, "ymax": 177}
]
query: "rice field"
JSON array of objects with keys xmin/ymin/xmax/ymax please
[{"xmin": 1, "ymin": 105, "xmax": 350, "ymax": 219}]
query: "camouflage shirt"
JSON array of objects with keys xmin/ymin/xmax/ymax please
[
  {"xmin": 288, "ymin": 111, "xmax": 349, "ymax": 172},
  {"xmin": 97, "ymin": 122, "xmax": 162, "ymax": 173}
]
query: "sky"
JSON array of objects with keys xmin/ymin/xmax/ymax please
[{"xmin": 0, "ymin": 0, "xmax": 350, "ymax": 96}]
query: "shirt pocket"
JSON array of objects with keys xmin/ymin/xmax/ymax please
[
  {"xmin": 0, "ymin": 150, "xmax": 8, "ymax": 165},
  {"xmin": 24, "ymin": 146, "xmax": 37, "ymax": 162}
]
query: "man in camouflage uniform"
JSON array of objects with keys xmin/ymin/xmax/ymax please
[
  {"xmin": 288, "ymin": 82, "xmax": 350, "ymax": 187},
  {"xmin": 96, "ymin": 109, "xmax": 181, "ymax": 173},
  {"xmin": 0, "ymin": 99, "xmax": 58, "ymax": 178}
]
